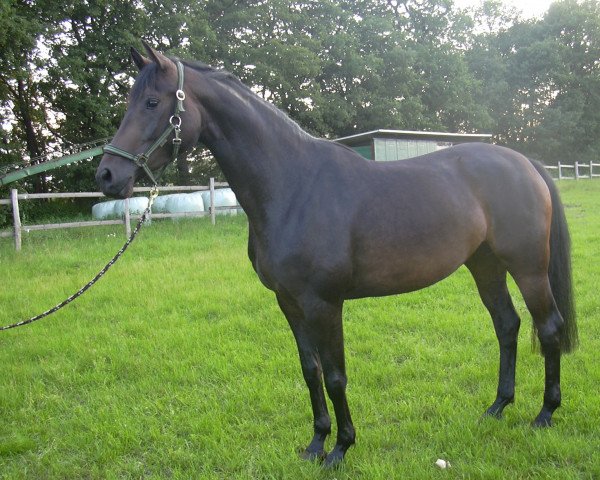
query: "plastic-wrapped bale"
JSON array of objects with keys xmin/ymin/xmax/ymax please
[
  {"xmin": 152, "ymin": 193, "xmax": 179, "ymax": 213},
  {"xmin": 113, "ymin": 197, "xmax": 149, "ymax": 217},
  {"xmin": 201, "ymin": 188, "xmax": 241, "ymax": 216},
  {"xmin": 92, "ymin": 200, "xmax": 118, "ymax": 220},
  {"xmin": 165, "ymin": 192, "xmax": 205, "ymax": 217}
]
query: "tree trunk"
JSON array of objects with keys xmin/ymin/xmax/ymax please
[{"xmin": 16, "ymin": 78, "xmax": 46, "ymax": 193}]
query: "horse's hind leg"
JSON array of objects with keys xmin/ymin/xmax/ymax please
[
  {"xmin": 467, "ymin": 246, "xmax": 521, "ymax": 418},
  {"xmin": 276, "ymin": 293, "xmax": 331, "ymax": 460},
  {"xmin": 511, "ymin": 273, "xmax": 563, "ymax": 427}
]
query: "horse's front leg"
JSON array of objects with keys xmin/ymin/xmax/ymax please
[
  {"xmin": 277, "ymin": 294, "xmax": 331, "ymax": 461},
  {"xmin": 304, "ymin": 297, "xmax": 355, "ymax": 467}
]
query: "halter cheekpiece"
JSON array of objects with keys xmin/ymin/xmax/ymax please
[{"xmin": 103, "ymin": 60, "xmax": 186, "ymax": 185}]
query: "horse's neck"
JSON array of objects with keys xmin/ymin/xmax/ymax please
[{"xmin": 195, "ymin": 74, "xmax": 316, "ymax": 225}]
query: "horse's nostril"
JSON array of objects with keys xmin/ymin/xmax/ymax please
[
  {"xmin": 99, "ymin": 168, "xmax": 111, "ymax": 183},
  {"xmin": 96, "ymin": 167, "xmax": 113, "ymax": 189}
]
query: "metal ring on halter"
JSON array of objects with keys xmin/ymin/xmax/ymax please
[
  {"xmin": 176, "ymin": 90, "xmax": 186, "ymax": 101},
  {"xmin": 170, "ymin": 115, "xmax": 182, "ymax": 128}
]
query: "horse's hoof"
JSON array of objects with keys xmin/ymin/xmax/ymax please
[
  {"xmin": 532, "ymin": 416, "xmax": 553, "ymax": 428},
  {"xmin": 482, "ymin": 397, "xmax": 513, "ymax": 421},
  {"xmin": 298, "ymin": 447, "xmax": 326, "ymax": 462},
  {"xmin": 322, "ymin": 446, "xmax": 346, "ymax": 468},
  {"xmin": 481, "ymin": 408, "xmax": 503, "ymax": 420},
  {"xmin": 532, "ymin": 408, "xmax": 554, "ymax": 427}
]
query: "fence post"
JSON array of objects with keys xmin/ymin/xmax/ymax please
[
  {"xmin": 209, "ymin": 177, "xmax": 216, "ymax": 225},
  {"xmin": 575, "ymin": 161, "xmax": 579, "ymax": 180},
  {"xmin": 557, "ymin": 161, "xmax": 562, "ymax": 180},
  {"xmin": 590, "ymin": 161, "xmax": 593, "ymax": 179},
  {"xmin": 123, "ymin": 198, "xmax": 131, "ymax": 237},
  {"xmin": 10, "ymin": 188, "xmax": 22, "ymax": 251}
]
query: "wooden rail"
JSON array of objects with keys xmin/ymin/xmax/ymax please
[{"xmin": 0, "ymin": 180, "xmax": 233, "ymax": 251}]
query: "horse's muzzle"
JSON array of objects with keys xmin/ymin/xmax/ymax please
[{"xmin": 95, "ymin": 163, "xmax": 134, "ymax": 198}]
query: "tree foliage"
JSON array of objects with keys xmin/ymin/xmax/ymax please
[
  {"xmin": 467, "ymin": 0, "xmax": 600, "ymax": 163},
  {"xmin": 1, "ymin": 0, "xmax": 600, "ymax": 194}
]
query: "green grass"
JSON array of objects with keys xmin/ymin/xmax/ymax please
[{"xmin": 1, "ymin": 182, "xmax": 599, "ymax": 479}]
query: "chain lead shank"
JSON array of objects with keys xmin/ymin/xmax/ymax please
[{"xmin": 0, "ymin": 188, "xmax": 159, "ymax": 332}]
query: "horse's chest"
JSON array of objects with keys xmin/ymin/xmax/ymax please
[
  {"xmin": 249, "ymin": 244, "xmax": 284, "ymax": 292},
  {"xmin": 247, "ymin": 222, "xmax": 353, "ymax": 300},
  {"xmin": 247, "ymin": 232, "xmax": 281, "ymax": 292}
]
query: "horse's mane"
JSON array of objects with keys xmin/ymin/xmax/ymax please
[
  {"xmin": 129, "ymin": 58, "xmax": 220, "ymax": 100},
  {"xmin": 180, "ymin": 58, "xmax": 314, "ymax": 139},
  {"xmin": 180, "ymin": 58, "xmax": 240, "ymax": 85}
]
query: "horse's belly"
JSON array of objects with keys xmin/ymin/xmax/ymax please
[
  {"xmin": 346, "ymin": 252, "xmax": 464, "ymax": 298},
  {"xmin": 346, "ymin": 218, "xmax": 485, "ymax": 299}
]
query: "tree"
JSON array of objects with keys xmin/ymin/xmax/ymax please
[
  {"xmin": 536, "ymin": 0, "xmax": 600, "ymax": 163},
  {"xmin": 5, "ymin": 0, "xmax": 600, "ymax": 200},
  {"xmin": 0, "ymin": 0, "xmax": 51, "ymax": 192},
  {"xmin": 467, "ymin": 0, "xmax": 600, "ymax": 164}
]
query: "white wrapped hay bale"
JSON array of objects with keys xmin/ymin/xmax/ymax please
[
  {"xmin": 164, "ymin": 192, "xmax": 205, "ymax": 214},
  {"xmin": 93, "ymin": 197, "xmax": 149, "ymax": 219},
  {"xmin": 92, "ymin": 200, "xmax": 118, "ymax": 220},
  {"xmin": 201, "ymin": 188, "xmax": 241, "ymax": 216},
  {"xmin": 92, "ymin": 189, "xmax": 240, "ymax": 220},
  {"xmin": 152, "ymin": 193, "xmax": 179, "ymax": 213},
  {"xmin": 113, "ymin": 197, "xmax": 149, "ymax": 217}
]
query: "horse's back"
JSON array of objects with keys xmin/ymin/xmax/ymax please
[{"xmin": 353, "ymin": 142, "xmax": 551, "ymax": 241}]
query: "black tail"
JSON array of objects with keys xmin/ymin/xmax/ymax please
[{"xmin": 530, "ymin": 160, "xmax": 578, "ymax": 353}]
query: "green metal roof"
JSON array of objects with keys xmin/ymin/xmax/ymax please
[{"xmin": 335, "ymin": 129, "xmax": 493, "ymax": 147}]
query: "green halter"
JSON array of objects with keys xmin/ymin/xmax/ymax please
[{"xmin": 103, "ymin": 60, "xmax": 186, "ymax": 186}]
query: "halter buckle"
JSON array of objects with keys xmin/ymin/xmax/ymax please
[{"xmin": 170, "ymin": 115, "xmax": 182, "ymax": 128}]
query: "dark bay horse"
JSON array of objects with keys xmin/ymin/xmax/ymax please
[{"xmin": 96, "ymin": 43, "xmax": 578, "ymax": 466}]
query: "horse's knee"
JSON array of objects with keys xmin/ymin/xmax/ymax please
[
  {"xmin": 314, "ymin": 415, "xmax": 331, "ymax": 436},
  {"xmin": 301, "ymin": 361, "xmax": 322, "ymax": 389},
  {"xmin": 324, "ymin": 371, "xmax": 347, "ymax": 396}
]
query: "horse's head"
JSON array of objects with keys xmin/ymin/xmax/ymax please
[{"xmin": 96, "ymin": 42, "xmax": 201, "ymax": 198}]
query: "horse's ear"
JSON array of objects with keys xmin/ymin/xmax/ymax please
[
  {"xmin": 142, "ymin": 40, "xmax": 170, "ymax": 71},
  {"xmin": 131, "ymin": 47, "xmax": 151, "ymax": 71}
]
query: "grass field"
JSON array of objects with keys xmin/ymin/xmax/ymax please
[{"xmin": 1, "ymin": 181, "xmax": 599, "ymax": 479}]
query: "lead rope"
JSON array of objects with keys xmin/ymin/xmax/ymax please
[{"xmin": 0, "ymin": 187, "xmax": 159, "ymax": 332}]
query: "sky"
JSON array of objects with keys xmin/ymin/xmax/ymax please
[{"xmin": 454, "ymin": 0, "xmax": 555, "ymax": 18}]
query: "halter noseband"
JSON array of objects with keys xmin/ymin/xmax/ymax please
[{"xmin": 103, "ymin": 60, "xmax": 186, "ymax": 186}]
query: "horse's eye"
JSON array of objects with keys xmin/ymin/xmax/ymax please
[{"xmin": 146, "ymin": 98, "xmax": 160, "ymax": 109}]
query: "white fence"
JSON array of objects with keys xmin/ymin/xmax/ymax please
[
  {"xmin": 0, "ymin": 179, "xmax": 237, "ymax": 251},
  {"xmin": 545, "ymin": 161, "xmax": 600, "ymax": 180}
]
